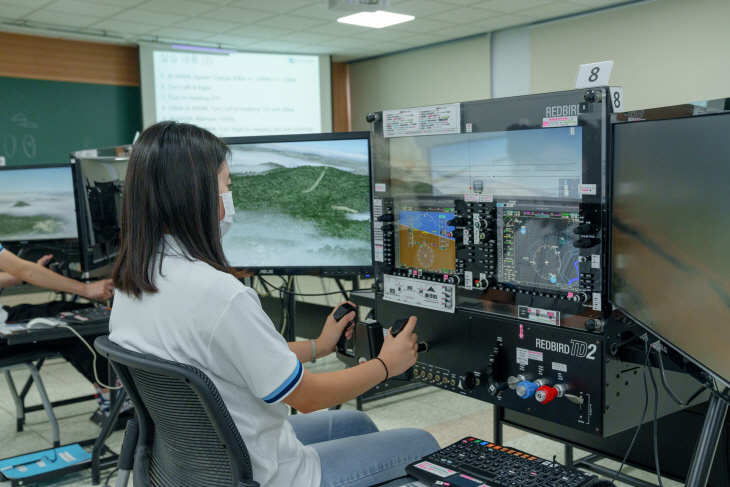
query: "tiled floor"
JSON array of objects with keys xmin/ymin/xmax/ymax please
[{"xmin": 1, "ymin": 352, "xmax": 680, "ymax": 487}]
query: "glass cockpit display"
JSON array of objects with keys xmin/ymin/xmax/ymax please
[
  {"xmin": 498, "ymin": 207, "xmax": 581, "ymax": 292},
  {"xmin": 395, "ymin": 202, "xmax": 456, "ymax": 275}
]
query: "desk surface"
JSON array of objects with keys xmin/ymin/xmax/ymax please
[{"xmin": 0, "ymin": 322, "xmax": 109, "ymax": 346}]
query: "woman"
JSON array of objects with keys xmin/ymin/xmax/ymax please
[{"xmin": 109, "ymin": 121, "xmax": 439, "ymax": 487}]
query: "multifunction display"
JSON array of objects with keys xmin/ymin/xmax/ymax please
[{"xmin": 395, "ymin": 202, "xmax": 456, "ymax": 275}]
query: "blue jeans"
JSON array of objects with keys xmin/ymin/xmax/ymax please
[{"xmin": 287, "ymin": 410, "xmax": 440, "ymax": 487}]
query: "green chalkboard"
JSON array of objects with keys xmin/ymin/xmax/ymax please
[{"xmin": 0, "ymin": 76, "xmax": 141, "ymax": 166}]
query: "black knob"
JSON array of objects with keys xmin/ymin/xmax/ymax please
[
  {"xmin": 460, "ymin": 372, "xmax": 478, "ymax": 391},
  {"xmin": 487, "ymin": 378, "xmax": 506, "ymax": 396},
  {"xmin": 584, "ymin": 90, "xmax": 602, "ymax": 103},
  {"xmin": 447, "ymin": 229, "xmax": 463, "ymax": 239},
  {"xmin": 572, "ymin": 292, "xmax": 591, "ymax": 303},
  {"xmin": 381, "ymin": 224, "xmax": 394, "ymax": 232},
  {"xmin": 573, "ymin": 224, "xmax": 597, "ymax": 235},
  {"xmin": 478, "ymin": 231, "xmax": 493, "ymax": 242},
  {"xmin": 445, "ymin": 274, "xmax": 461, "ymax": 285},
  {"xmin": 584, "ymin": 319, "xmax": 600, "ymax": 332},
  {"xmin": 366, "ymin": 112, "xmax": 380, "ymax": 123},
  {"xmin": 447, "ymin": 216, "xmax": 466, "ymax": 227},
  {"xmin": 474, "ymin": 218, "xmax": 492, "ymax": 229},
  {"xmin": 573, "ymin": 237, "xmax": 600, "ymax": 249},
  {"xmin": 474, "ymin": 278, "xmax": 494, "ymax": 290},
  {"xmin": 377, "ymin": 214, "xmax": 393, "ymax": 222}
]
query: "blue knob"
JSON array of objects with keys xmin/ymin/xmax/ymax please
[{"xmin": 516, "ymin": 381, "xmax": 538, "ymax": 398}]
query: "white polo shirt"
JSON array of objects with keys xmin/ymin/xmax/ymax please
[
  {"xmin": 109, "ymin": 237, "xmax": 321, "ymax": 487},
  {"xmin": 0, "ymin": 243, "xmax": 7, "ymax": 324}
]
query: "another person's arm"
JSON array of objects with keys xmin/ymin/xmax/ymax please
[
  {"xmin": 0, "ymin": 250, "xmax": 114, "ymax": 301},
  {"xmin": 0, "ymin": 255, "xmax": 53, "ymax": 289}
]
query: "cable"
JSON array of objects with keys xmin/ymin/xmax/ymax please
[
  {"xmin": 103, "ymin": 466, "xmax": 119, "ymax": 486},
  {"xmin": 610, "ymin": 348, "xmax": 651, "ymax": 485},
  {"xmin": 646, "ymin": 342, "xmax": 664, "ymax": 487},
  {"xmin": 656, "ymin": 351, "xmax": 706, "ymax": 407},
  {"xmin": 258, "ymin": 277, "xmax": 368, "ymax": 296},
  {"xmin": 54, "ymin": 324, "xmax": 122, "ymax": 390}
]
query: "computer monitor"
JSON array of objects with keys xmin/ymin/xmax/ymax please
[
  {"xmin": 610, "ymin": 107, "xmax": 730, "ymax": 389},
  {"xmin": 0, "ymin": 164, "xmax": 80, "ymax": 245},
  {"xmin": 221, "ymin": 132, "xmax": 373, "ymax": 275}
]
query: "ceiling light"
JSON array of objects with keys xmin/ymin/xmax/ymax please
[{"xmin": 337, "ymin": 11, "xmax": 414, "ymax": 29}]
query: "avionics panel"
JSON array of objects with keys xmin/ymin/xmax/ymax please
[
  {"xmin": 611, "ymin": 103, "xmax": 730, "ymax": 391},
  {"xmin": 394, "ymin": 200, "xmax": 456, "ymax": 276}
]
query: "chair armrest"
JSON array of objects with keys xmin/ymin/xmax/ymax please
[{"xmin": 238, "ymin": 481, "xmax": 260, "ymax": 487}]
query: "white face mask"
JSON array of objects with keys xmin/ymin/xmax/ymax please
[{"xmin": 219, "ymin": 191, "xmax": 235, "ymax": 238}]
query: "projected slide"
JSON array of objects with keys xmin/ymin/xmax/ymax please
[
  {"xmin": 222, "ymin": 139, "xmax": 371, "ymax": 269},
  {"xmin": 0, "ymin": 167, "xmax": 78, "ymax": 241},
  {"xmin": 153, "ymin": 51, "xmax": 322, "ymax": 137}
]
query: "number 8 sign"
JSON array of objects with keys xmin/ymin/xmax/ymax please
[{"xmin": 574, "ymin": 60, "xmax": 614, "ymax": 89}]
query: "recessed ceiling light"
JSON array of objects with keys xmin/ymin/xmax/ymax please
[{"xmin": 337, "ymin": 10, "xmax": 414, "ymax": 29}]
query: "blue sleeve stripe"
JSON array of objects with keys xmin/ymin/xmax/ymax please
[{"xmin": 263, "ymin": 361, "xmax": 303, "ymax": 404}]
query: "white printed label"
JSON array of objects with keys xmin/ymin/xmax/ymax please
[
  {"xmin": 375, "ymin": 183, "xmax": 386, "ymax": 192},
  {"xmin": 592, "ymin": 293, "xmax": 602, "ymax": 311},
  {"xmin": 528, "ymin": 350, "xmax": 544, "ymax": 362},
  {"xmin": 466, "ymin": 123, "xmax": 473, "ymax": 133},
  {"xmin": 374, "ymin": 245, "xmax": 384, "ymax": 262},
  {"xmin": 465, "ymin": 270, "xmax": 473, "ymax": 290},
  {"xmin": 75, "ymin": 149, "xmax": 98, "ymax": 158},
  {"xmin": 552, "ymin": 362, "xmax": 568, "ymax": 372},
  {"xmin": 591, "ymin": 254, "xmax": 600, "ymax": 269},
  {"xmin": 0, "ymin": 156, "xmax": 5, "ymax": 166},
  {"xmin": 608, "ymin": 86, "xmax": 624, "ymax": 113},
  {"xmin": 574, "ymin": 60, "xmax": 614, "ymax": 88},
  {"xmin": 479, "ymin": 194, "xmax": 493, "ymax": 202},
  {"xmin": 516, "ymin": 348, "xmax": 529, "ymax": 365},
  {"xmin": 59, "ymin": 451, "xmax": 76, "ymax": 462},
  {"xmin": 383, "ymin": 275, "xmax": 455, "ymax": 313},
  {"xmin": 543, "ymin": 116, "xmax": 578, "ymax": 128},
  {"xmin": 579, "ymin": 184, "xmax": 597, "ymax": 195},
  {"xmin": 383, "ymin": 103, "xmax": 461, "ymax": 138},
  {"xmin": 464, "ymin": 193, "xmax": 479, "ymax": 202},
  {"xmin": 414, "ymin": 461, "xmax": 457, "ymax": 478}
]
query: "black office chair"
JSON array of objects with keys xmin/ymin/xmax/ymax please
[{"xmin": 94, "ymin": 336, "xmax": 259, "ymax": 487}]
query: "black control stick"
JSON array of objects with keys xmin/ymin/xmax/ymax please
[
  {"xmin": 391, "ymin": 317, "xmax": 428, "ymax": 352},
  {"xmin": 334, "ymin": 303, "xmax": 357, "ymax": 352}
]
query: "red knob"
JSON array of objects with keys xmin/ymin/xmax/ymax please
[{"xmin": 535, "ymin": 385, "xmax": 558, "ymax": 404}]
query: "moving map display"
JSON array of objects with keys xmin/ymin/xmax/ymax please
[
  {"xmin": 498, "ymin": 207, "xmax": 581, "ymax": 292},
  {"xmin": 395, "ymin": 204, "xmax": 456, "ymax": 274},
  {"xmin": 0, "ymin": 166, "xmax": 78, "ymax": 243},
  {"xmin": 222, "ymin": 136, "xmax": 372, "ymax": 269}
]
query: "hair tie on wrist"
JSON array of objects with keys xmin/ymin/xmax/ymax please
[{"xmin": 373, "ymin": 357, "xmax": 388, "ymax": 382}]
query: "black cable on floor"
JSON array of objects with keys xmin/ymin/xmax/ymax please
[
  {"xmin": 103, "ymin": 466, "xmax": 119, "ymax": 487},
  {"xmin": 646, "ymin": 343, "xmax": 664, "ymax": 487}
]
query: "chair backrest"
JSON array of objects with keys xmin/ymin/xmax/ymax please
[{"xmin": 94, "ymin": 336, "xmax": 259, "ymax": 487}]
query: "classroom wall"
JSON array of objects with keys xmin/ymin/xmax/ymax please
[
  {"xmin": 530, "ymin": 0, "xmax": 730, "ymax": 110},
  {"xmin": 349, "ymin": 35, "xmax": 491, "ymax": 131}
]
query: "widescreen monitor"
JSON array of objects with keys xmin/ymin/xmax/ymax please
[
  {"xmin": 0, "ymin": 164, "xmax": 79, "ymax": 245},
  {"xmin": 611, "ymin": 109, "xmax": 730, "ymax": 389},
  {"xmin": 221, "ymin": 132, "xmax": 373, "ymax": 275}
]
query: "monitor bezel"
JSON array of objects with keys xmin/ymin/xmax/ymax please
[
  {"xmin": 0, "ymin": 163, "xmax": 83, "ymax": 255},
  {"xmin": 221, "ymin": 131, "xmax": 374, "ymax": 277},
  {"xmin": 608, "ymin": 99, "xmax": 730, "ymax": 397}
]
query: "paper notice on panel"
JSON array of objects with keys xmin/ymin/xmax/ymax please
[{"xmin": 383, "ymin": 103, "xmax": 461, "ymax": 138}]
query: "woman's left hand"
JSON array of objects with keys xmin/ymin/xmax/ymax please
[{"xmin": 316, "ymin": 301, "xmax": 357, "ymax": 358}]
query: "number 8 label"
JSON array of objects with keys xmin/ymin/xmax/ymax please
[{"xmin": 588, "ymin": 67, "xmax": 600, "ymax": 82}]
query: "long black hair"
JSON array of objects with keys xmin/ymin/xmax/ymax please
[{"xmin": 113, "ymin": 121, "xmax": 247, "ymax": 297}]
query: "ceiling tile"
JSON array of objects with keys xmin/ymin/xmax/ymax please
[
  {"xmin": 200, "ymin": 6, "xmax": 273, "ymax": 23},
  {"xmin": 275, "ymin": 31, "xmax": 337, "ymax": 44},
  {"xmin": 140, "ymin": 0, "xmax": 217, "ymax": 16},
  {"xmin": 433, "ymin": 24, "xmax": 488, "ymax": 38},
  {"xmin": 473, "ymin": 0, "xmax": 553, "ymax": 14},
  {"xmin": 316, "ymin": 37, "xmax": 380, "ymax": 49},
  {"xmin": 387, "ymin": 0, "xmax": 455, "ymax": 17},
  {"xmin": 518, "ymin": 2, "xmax": 590, "ymax": 19},
  {"xmin": 44, "ymin": 0, "xmax": 125, "ymax": 17},
  {"xmin": 174, "ymin": 17, "xmax": 240, "ymax": 32},
  {"xmin": 200, "ymin": 33, "xmax": 262, "ymax": 46},
  {"xmin": 291, "ymin": 44, "xmax": 337, "ymax": 55},
  {"xmin": 396, "ymin": 33, "xmax": 450, "ymax": 46},
  {"xmin": 90, "ymin": 19, "xmax": 157, "ymax": 35},
  {"xmin": 352, "ymin": 28, "xmax": 413, "ymax": 42},
  {"xmin": 0, "ymin": 0, "xmax": 53, "ymax": 8},
  {"xmin": 227, "ymin": 24, "xmax": 291, "ymax": 38},
  {"xmin": 388, "ymin": 17, "xmax": 456, "ymax": 33},
  {"xmin": 255, "ymin": 14, "xmax": 327, "ymax": 30},
  {"xmin": 305, "ymin": 21, "xmax": 371, "ymax": 37},
  {"xmin": 470, "ymin": 13, "xmax": 533, "ymax": 30},
  {"xmin": 0, "ymin": 4, "xmax": 34, "ymax": 17},
  {"xmin": 113, "ymin": 9, "xmax": 187, "ymax": 26},
  {"xmin": 288, "ymin": 3, "xmax": 349, "ymax": 21},
  {"xmin": 230, "ymin": 0, "xmax": 316, "ymax": 14},
  {"xmin": 244, "ymin": 39, "xmax": 308, "ymax": 52},
  {"xmin": 25, "ymin": 9, "xmax": 100, "ymax": 27},
  {"xmin": 153, "ymin": 26, "xmax": 212, "ymax": 40},
  {"xmin": 427, "ymin": 7, "xmax": 501, "ymax": 23},
  {"xmin": 565, "ymin": 0, "xmax": 630, "ymax": 7}
]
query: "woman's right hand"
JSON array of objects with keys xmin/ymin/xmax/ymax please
[{"xmin": 377, "ymin": 316, "xmax": 419, "ymax": 378}]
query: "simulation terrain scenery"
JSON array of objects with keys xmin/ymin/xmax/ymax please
[
  {"xmin": 0, "ymin": 167, "xmax": 78, "ymax": 242},
  {"xmin": 222, "ymin": 139, "xmax": 372, "ymax": 268}
]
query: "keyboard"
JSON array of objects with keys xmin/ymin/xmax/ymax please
[
  {"xmin": 406, "ymin": 437, "xmax": 598, "ymax": 487},
  {"xmin": 57, "ymin": 307, "xmax": 111, "ymax": 325}
]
